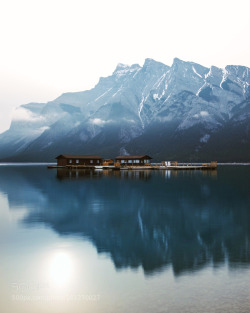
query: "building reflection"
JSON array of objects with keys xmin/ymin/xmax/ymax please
[{"xmin": 56, "ymin": 168, "xmax": 152, "ymax": 181}]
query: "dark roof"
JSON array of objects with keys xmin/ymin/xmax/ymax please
[
  {"xmin": 115, "ymin": 155, "xmax": 152, "ymax": 160},
  {"xmin": 56, "ymin": 154, "xmax": 103, "ymax": 159}
]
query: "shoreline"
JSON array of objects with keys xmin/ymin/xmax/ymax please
[{"xmin": 0, "ymin": 162, "xmax": 250, "ymax": 166}]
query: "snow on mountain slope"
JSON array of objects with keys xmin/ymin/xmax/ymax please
[{"xmin": 0, "ymin": 58, "xmax": 250, "ymax": 161}]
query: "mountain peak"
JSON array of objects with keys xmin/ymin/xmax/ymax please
[
  {"xmin": 143, "ymin": 58, "xmax": 168, "ymax": 68},
  {"xmin": 113, "ymin": 63, "xmax": 141, "ymax": 75},
  {"xmin": 114, "ymin": 63, "xmax": 129, "ymax": 72},
  {"xmin": 173, "ymin": 57, "xmax": 185, "ymax": 64},
  {"xmin": 171, "ymin": 58, "xmax": 190, "ymax": 71},
  {"xmin": 144, "ymin": 58, "xmax": 156, "ymax": 65},
  {"xmin": 142, "ymin": 59, "xmax": 170, "ymax": 74}
]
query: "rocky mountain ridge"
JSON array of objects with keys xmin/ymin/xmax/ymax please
[{"xmin": 0, "ymin": 58, "xmax": 249, "ymax": 161}]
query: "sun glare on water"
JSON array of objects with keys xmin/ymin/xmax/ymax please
[{"xmin": 49, "ymin": 251, "xmax": 74, "ymax": 287}]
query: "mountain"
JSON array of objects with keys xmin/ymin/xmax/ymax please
[{"xmin": 0, "ymin": 58, "xmax": 250, "ymax": 162}]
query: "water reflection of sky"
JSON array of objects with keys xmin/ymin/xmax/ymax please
[{"xmin": 0, "ymin": 166, "xmax": 250, "ymax": 313}]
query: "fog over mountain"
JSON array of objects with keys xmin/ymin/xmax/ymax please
[{"xmin": 1, "ymin": 58, "xmax": 250, "ymax": 162}]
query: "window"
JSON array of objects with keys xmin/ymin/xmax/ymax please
[
  {"xmin": 128, "ymin": 160, "xmax": 132, "ymax": 163},
  {"xmin": 69, "ymin": 159, "xmax": 72, "ymax": 164},
  {"xmin": 121, "ymin": 160, "xmax": 125, "ymax": 163},
  {"xmin": 90, "ymin": 160, "xmax": 93, "ymax": 164},
  {"xmin": 76, "ymin": 160, "xmax": 79, "ymax": 164},
  {"xmin": 97, "ymin": 160, "xmax": 100, "ymax": 164},
  {"xmin": 133, "ymin": 160, "xmax": 140, "ymax": 163}
]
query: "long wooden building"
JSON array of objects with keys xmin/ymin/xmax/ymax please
[
  {"xmin": 115, "ymin": 155, "xmax": 152, "ymax": 166},
  {"xmin": 56, "ymin": 154, "xmax": 103, "ymax": 166}
]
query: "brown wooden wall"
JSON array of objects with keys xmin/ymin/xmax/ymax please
[
  {"xmin": 57, "ymin": 158, "xmax": 102, "ymax": 166},
  {"xmin": 115, "ymin": 159, "xmax": 151, "ymax": 166},
  {"xmin": 57, "ymin": 159, "xmax": 67, "ymax": 166}
]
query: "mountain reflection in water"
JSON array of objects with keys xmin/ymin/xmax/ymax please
[{"xmin": 0, "ymin": 166, "xmax": 249, "ymax": 277}]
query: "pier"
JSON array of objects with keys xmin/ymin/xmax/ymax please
[
  {"xmin": 48, "ymin": 155, "xmax": 217, "ymax": 171},
  {"xmin": 48, "ymin": 161, "xmax": 217, "ymax": 171}
]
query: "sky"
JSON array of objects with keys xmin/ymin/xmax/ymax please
[{"xmin": 0, "ymin": 0, "xmax": 250, "ymax": 133}]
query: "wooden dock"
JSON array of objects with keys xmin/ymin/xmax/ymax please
[
  {"xmin": 48, "ymin": 162, "xmax": 217, "ymax": 171},
  {"xmin": 164, "ymin": 165, "xmax": 212, "ymax": 170},
  {"xmin": 159, "ymin": 161, "xmax": 218, "ymax": 171}
]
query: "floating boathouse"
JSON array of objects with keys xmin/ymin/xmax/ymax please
[
  {"xmin": 56, "ymin": 154, "xmax": 103, "ymax": 167},
  {"xmin": 114, "ymin": 155, "xmax": 152, "ymax": 166}
]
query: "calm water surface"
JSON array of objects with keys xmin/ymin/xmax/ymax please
[{"xmin": 0, "ymin": 165, "xmax": 250, "ymax": 313}]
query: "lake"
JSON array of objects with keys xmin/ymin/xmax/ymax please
[{"xmin": 0, "ymin": 165, "xmax": 250, "ymax": 313}]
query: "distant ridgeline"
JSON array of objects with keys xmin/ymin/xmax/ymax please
[{"xmin": 0, "ymin": 58, "xmax": 250, "ymax": 162}]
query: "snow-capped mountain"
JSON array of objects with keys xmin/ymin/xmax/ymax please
[{"xmin": 0, "ymin": 58, "xmax": 250, "ymax": 162}]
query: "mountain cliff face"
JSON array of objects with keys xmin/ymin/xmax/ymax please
[{"xmin": 1, "ymin": 58, "xmax": 250, "ymax": 162}]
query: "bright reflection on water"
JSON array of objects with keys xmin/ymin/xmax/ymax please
[
  {"xmin": 0, "ymin": 165, "xmax": 250, "ymax": 313},
  {"xmin": 48, "ymin": 251, "xmax": 74, "ymax": 287}
]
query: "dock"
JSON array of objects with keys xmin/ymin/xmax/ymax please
[
  {"xmin": 48, "ymin": 162, "xmax": 217, "ymax": 171},
  {"xmin": 48, "ymin": 155, "xmax": 217, "ymax": 171}
]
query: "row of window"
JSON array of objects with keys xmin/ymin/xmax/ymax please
[
  {"xmin": 67, "ymin": 159, "xmax": 150, "ymax": 164},
  {"xmin": 120, "ymin": 160, "xmax": 150, "ymax": 163},
  {"xmin": 68, "ymin": 159, "xmax": 100, "ymax": 164}
]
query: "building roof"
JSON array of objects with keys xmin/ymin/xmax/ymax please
[
  {"xmin": 115, "ymin": 155, "xmax": 152, "ymax": 160},
  {"xmin": 56, "ymin": 154, "xmax": 103, "ymax": 159}
]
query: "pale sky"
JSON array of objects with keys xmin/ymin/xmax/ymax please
[{"xmin": 0, "ymin": 0, "xmax": 250, "ymax": 133}]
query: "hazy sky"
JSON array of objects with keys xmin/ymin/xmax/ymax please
[{"xmin": 0, "ymin": 0, "xmax": 250, "ymax": 133}]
